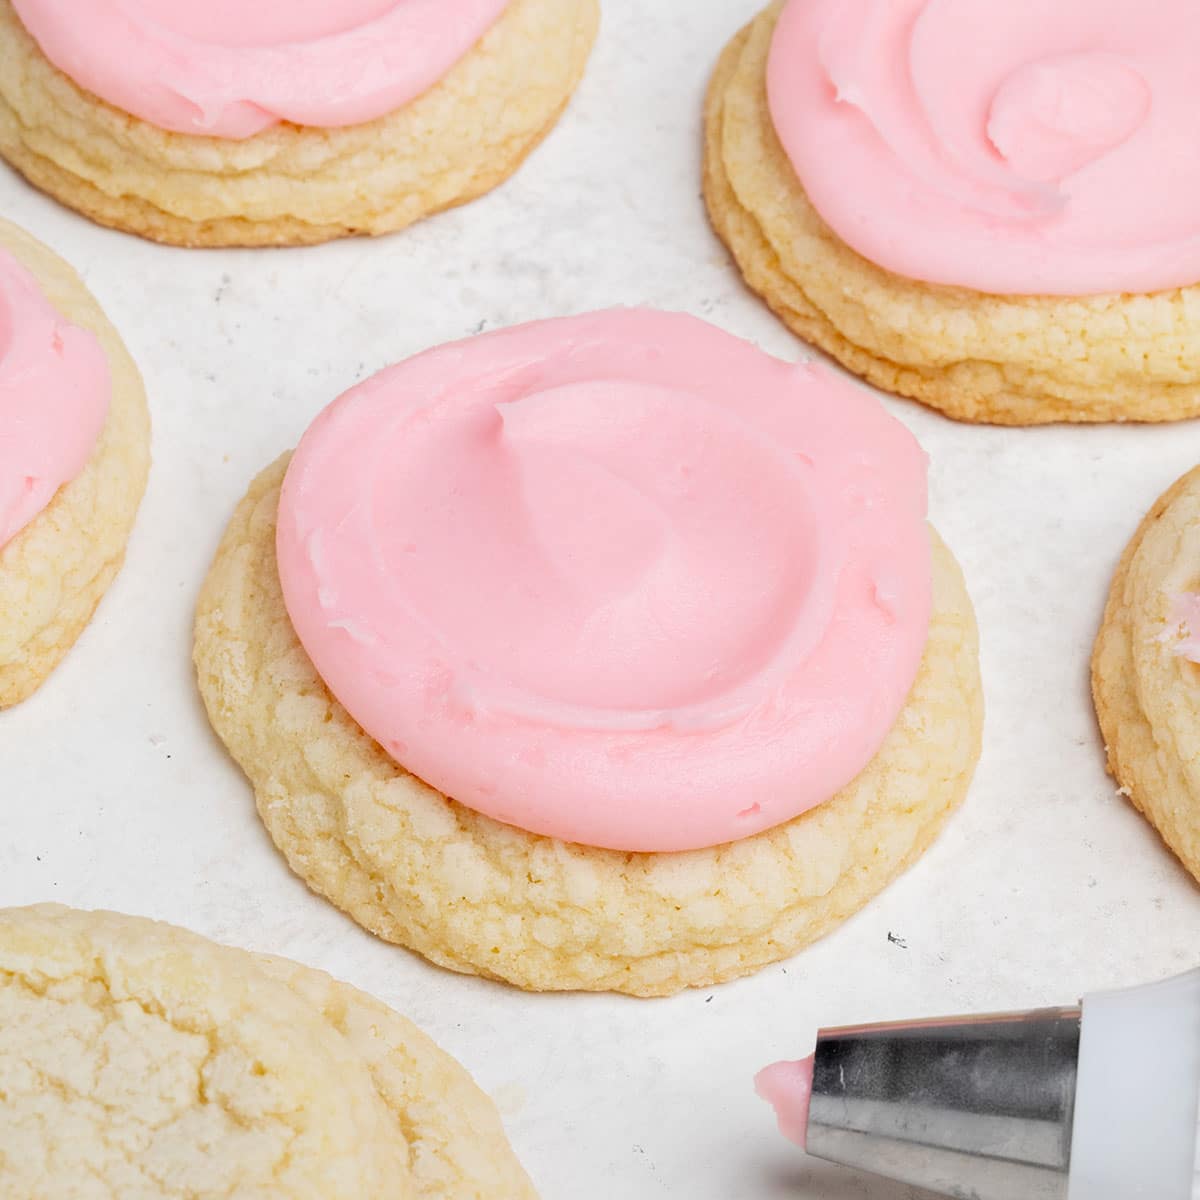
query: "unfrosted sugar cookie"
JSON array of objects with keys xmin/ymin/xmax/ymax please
[
  {"xmin": 704, "ymin": 0, "xmax": 1200, "ymax": 425},
  {"xmin": 0, "ymin": 0, "xmax": 598, "ymax": 247},
  {"xmin": 0, "ymin": 904, "xmax": 536, "ymax": 1199},
  {"xmin": 0, "ymin": 218, "xmax": 149, "ymax": 707},
  {"xmin": 1092, "ymin": 466, "xmax": 1200, "ymax": 882},
  {"xmin": 194, "ymin": 310, "xmax": 983, "ymax": 997}
]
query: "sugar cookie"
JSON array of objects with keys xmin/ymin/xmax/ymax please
[
  {"xmin": 0, "ymin": 904, "xmax": 536, "ymax": 1198},
  {"xmin": 704, "ymin": 1, "xmax": 1200, "ymax": 425},
  {"xmin": 0, "ymin": 0, "xmax": 598, "ymax": 247},
  {"xmin": 1093, "ymin": 466, "xmax": 1200, "ymax": 881},
  {"xmin": 0, "ymin": 218, "xmax": 149, "ymax": 706},
  {"xmin": 195, "ymin": 311, "xmax": 982, "ymax": 996}
]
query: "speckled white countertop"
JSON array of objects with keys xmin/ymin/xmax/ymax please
[{"xmin": 2, "ymin": 3, "xmax": 1198, "ymax": 1197}]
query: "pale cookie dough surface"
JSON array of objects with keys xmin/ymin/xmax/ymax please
[
  {"xmin": 255, "ymin": 956, "xmax": 538, "ymax": 1199},
  {"xmin": 194, "ymin": 457, "xmax": 983, "ymax": 998},
  {"xmin": 0, "ymin": 218, "xmax": 149, "ymax": 707},
  {"xmin": 1093, "ymin": 466, "xmax": 1200, "ymax": 883},
  {"xmin": 0, "ymin": 0, "xmax": 599, "ymax": 248},
  {"xmin": 703, "ymin": 4, "xmax": 1200, "ymax": 426},
  {"xmin": 0, "ymin": 905, "xmax": 411, "ymax": 1199},
  {"xmin": 0, "ymin": 904, "xmax": 537, "ymax": 1200}
]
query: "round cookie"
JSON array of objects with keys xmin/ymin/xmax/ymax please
[
  {"xmin": 1093, "ymin": 466, "xmax": 1200, "ymax": 882},
  {"xmin": 703, "ymin": 3, "xmax": 1200, "ymax": 426},
  {"xmin": 0, "ymin": 0, "xmax": 599, "ymax": 248},
  {"xmin": 0, "ymin": 904, "xmax": 536, "ymax": 1199},
  {"xmin": 194, "ymin": 455, "xmax": 982, "ymax": 998},
  {"xmin": 0, "ymin": 218, "xmax": 150, "ymax": 707}
]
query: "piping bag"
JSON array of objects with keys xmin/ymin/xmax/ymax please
[{"xmin": 756, "ymin": 968, "xmax": 1200, "ymax": 1198}]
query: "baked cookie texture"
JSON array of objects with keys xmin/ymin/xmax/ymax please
[
  {"xmin": 0, "ymin": 0, "xmax": 599, "ymax": 248},
  {"xmin": 194, "ymin": 457, "xmax": 984, "ymax": 998},
  {"xmin": 0, "ymin": 218, "xmax": 149, "ymax": 707},
  {"xmin": 0, "ymin": 904, "xmax": 537, "ymax": 1199},
  {"xmin": 703, "ymin": 3, "xmax": 1200, "ymax": 426},
  {"xmin": 1093, "ymin": 466, "xmax": 1200, "ymax": 882}
]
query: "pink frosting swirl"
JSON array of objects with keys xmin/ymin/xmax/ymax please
[
  {"xmin": 12, "ymin": 0, "xmax": 510, "ymax": 138},
  {"xmin": 276, "ymin": 310, "xmax": 932, "ymax": 852},
  {"xmin": 0, "ymin": 250, "xmax": 110, "ymax": 550},
  {"xmin": 767, "ymin": 0, "xmax": 1200, "ymax": 295}
]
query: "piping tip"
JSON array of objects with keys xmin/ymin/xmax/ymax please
[{"xmin": 767, "ymin": 1008, "xmax": 1082, "ymax": 1200}]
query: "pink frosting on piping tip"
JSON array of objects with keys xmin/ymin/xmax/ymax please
[
  {"xmin": 276, "ymin": 310, "xmax": 932, "ymax": 853},
  {"xmin": 0, "ymin": 250, "xmax": 110, "ymax": 551},
  {"xmin": 767, "ymin": 0, "xmax": 1200, "ymax": 296},
  {"xmin": 756, "ymin": 1058, "xmax": 815, "ymax": 1150},
  {"xmin": 12, "ymin": 0, "xmax": 510, "ymax": 138}
]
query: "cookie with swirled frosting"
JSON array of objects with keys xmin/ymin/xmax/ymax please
[
  {"xmin": 0, "ymin": 904, "xmax": 536, "ymax": 1198},
  {"xmin": 1093, "ymin": 466, "xmax": 1200, "ymax": 883},
  {"xmin": 193, "ymin": 310, "xmax": 983, "ymax": 996},
  {"xmin": 0, "ymin": 218, "xmax": 149, "ymax": 707},
  {"xmin": 704, "ymin": 0, "xmax": 1200, "ymax": 425},
  {"xmin": 0, "ymin": 0, "xmax": 598, "ymax": 247}
]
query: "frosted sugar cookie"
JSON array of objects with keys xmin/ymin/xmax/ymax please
[
  {"xmin": 1092, "ymin": 466, "xmax": 1200, "ymax": 882},
  {"xmin": 0, "ymin": 218, "xmax": 149, "ymax": 707},
  {"xmin": 0, "ymin": 904, "xmax": 536, "ymax": 1198},
  {"xmin": 195, "ymin": 310, "xmax": 983, "ymax": 997},
  {"xmin": 0, "ymin": 0, "xmax": 599, "ymax": 247},
  {"xmin": 704, "ymin": 0, "xmax": 1200, "ymax": 425}
]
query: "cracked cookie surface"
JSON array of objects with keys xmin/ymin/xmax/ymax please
[
  {"xmin": 703, "ymin": 3, "xmax": 1200, "ymax": 426},
  {"xmin": 0, "ymin": 0, "xmax": 599, "ymax": 247},
  {"xmin": 0, "ymin": 218, "xmax": 149, "ymax": 707},
  {"xmin": 194, "ymin": 457, "xmax": 983, "ymax": 997},
  {"xmin": 1093, "ymin": 466, "xmax": 1200, "ymax": 882},
  {"xmin": 0, "ymin": 905, "xmax": 536, "ymax": 1199},
  {"xmin": 0, "ymin": 906, "xmax": 409, "ymax": 1198},
  {"xmin": 254, "ymin": 954, "xmax": 538, "ymax": 1199}
]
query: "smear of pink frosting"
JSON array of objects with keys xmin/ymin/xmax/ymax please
[
  {"xmin": 767, "ymin": 0, "xmax": 1200, "ymax": 295},
  {"xmin": 276, "ymin": 310, "xmax": 932, "ymax": 853},
  {"xmin": 0, "ymin": 250, "xmax": 110, "ymax": 551},
  {"xmin": 756, "ymin": 1057, "xmax": 815, "ymax": 1150},
  {"xmin": 11, "ymin": 0, "xmax": 510, "ymax": 138},
  {"xmin": 1163, "ymin": 593, "xmax": 1200, "ymax": 663}
]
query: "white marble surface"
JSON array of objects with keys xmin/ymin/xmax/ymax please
[{"xmin": 3, "ymin": 3, "xmax": 1199, "ymax": 1197}]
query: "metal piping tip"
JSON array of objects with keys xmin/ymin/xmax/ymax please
[{"xmin": 806, "ymin": 1008, "xmax": 1082, "ymax": 1200}]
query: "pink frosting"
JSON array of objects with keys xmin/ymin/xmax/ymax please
[
  {"xmin": 1163, "ymin": 594, "xmax": 1200, "ymax": 663},
  {"xmin": 276, "ymin": 310, "xmax": 931, "ymax": 853},
  {"xmin": 0, "ymin": 250, "xmax": 110, "ymax": 551},
  {"xmin": 767, "ymin": 0, "xmax": 1200, "ymax": 296},
  {"xmin": 11, "ymin": 0, "xmax": 510, "ymax": 138},
  {"xmin": 756, "ymin": 1057, "xmax": 815, "ymax": 1150}
]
